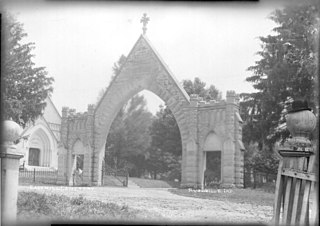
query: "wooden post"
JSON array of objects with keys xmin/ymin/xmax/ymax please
[
  {"xmin": 273, "ymin": 148, "xmax": 316, "ymax": 225},
  {"xmin": 273, "ymin": 100, "xmax": 317, "ymax": 226},
  {"xmin": 126, "ymin": 172, "xmax": 129, "ymax": 187},
  {"xmin": 101, "ymin": 168, "xmax": 104, "ymax": 185},
  {"xmin": 33, "ymin": 168, "xmax": 36, "ymax": 183}
]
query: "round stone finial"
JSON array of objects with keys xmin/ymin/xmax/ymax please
[
  {"xmin": 2, "ymin": 120, "xmax": 23, "ymax": 144},
  {"xmin": 286, "ymin": 110, "xmax": 316, "ymax": 140},
  {"xmin": 286, "ymin": 100, "xmax": 316, "ymax": 145}
]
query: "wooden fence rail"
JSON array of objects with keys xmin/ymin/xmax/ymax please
[{"xmin": 273, "ymin": 148, "xmax": 318, "ymax": 226}]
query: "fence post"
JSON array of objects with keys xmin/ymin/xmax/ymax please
[
  {"xmin": 101, "ymin": 168, "xmax": 104, "ymax": 185},
  {"xmin": 126, "ymin": 172, "xmax": 129, "ymax": 187},
  {"xmin": 33, "ymin": 168, "xmax": 36, "ymax": 183}
]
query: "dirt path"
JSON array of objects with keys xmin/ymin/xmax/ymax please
[{"xmin": 18, "ymin": 185, "xmax": 273, "ymax": 224}]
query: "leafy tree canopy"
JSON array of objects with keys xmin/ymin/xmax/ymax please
[
  {"xmin": 241, "ymin": 2, "xmax": 319, "ymax": 148},
  {"xmin": 147, "ymin": 105, "xmax": 182, "ymax": 180},
  {"xmin": 2, "ymin": 14, "xmax": 54, "ymax": 128},
  {"xmin": 183, "ymin": 77, "xmax": 222, "ymax": 101},
  {"xmin": 146, "ymin": 77, "xmax": 222, "ymax": 179},
  {"xmin": 240, "ymin": 2, "xmax": 319, "ymax": 180},
  {"xmin": 105, "ymin": 94, "xmax": 153, "ymax": 176}
]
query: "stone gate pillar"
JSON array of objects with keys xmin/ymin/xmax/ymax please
[
  {"xmin": 57, "ymin": 143, "xmax": 68, "ymax": 185},
  {"xmin": 1, "ymin": 120, "xmax": 24, "ymax": 225},
  {"xmin": 57, "ymin": 107, "xmax": 69, "ymax": 185},
  {"xmin": 91, "ymin": 147, "xmax": 105, "ymax": 186},
  {"xmin": 82, "ymin": 146, "xmax": 92, "ymax": 186},
  {"xmin": 222, "ymin": 91, "xmax": 238, "ymax": 187},
  {"xmin": 82, "ymin": 104, "xmax": 94, "ymax": 186},
  {"xmin": 181, "ymin": 94, "xmax": 201, "ymax": 188}
]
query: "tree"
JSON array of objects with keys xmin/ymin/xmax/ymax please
[
  {"xmin": 183, "ymin": 77, "xmax": 222, "ymax": 101},
  {"xmin": 104, "ymin": 94, "xmax": 153, "ymax": 177},
  {"xmin": 146, "ymin": 77, "xmax": 222, "ymax": 180},
  {"xmin": 242, "ymin": 2, "xmax": 319, "ymax": 146},
  {"xmin": 101, "ymin": 54, "xmax": 153, "ymax": 176},
  {"xmin": 147, "ymin": 105, "xmax": 182, "ymax": 180},
  {"xmin": 149, "ymin": 106, "xmax": 182, "ymax": 157},
  {"xmin": 2, "ymin": 14, "xmax": 54, "ymax": 128},
  {"xmin": 240, "ymin": 2, "xmax": 319, "ymax": 184},
  {"xmin": 112, "ymin": 54, "xmax": 126, "ymax": 77},
  {"xmin": 104, "ymin": 108, "xmax": 126, "ymax": 169}
]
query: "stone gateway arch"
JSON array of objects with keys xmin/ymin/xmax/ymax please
[{"xmin": 57, "ymin": 33, "xmax": 245, "ymax": 188}]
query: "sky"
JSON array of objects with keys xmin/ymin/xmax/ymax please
[{"xmin": 3, "ymin": 1, "xmax": 289, "ymax": 115}]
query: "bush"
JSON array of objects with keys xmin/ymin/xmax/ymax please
[
  {"xmin": 18, "ymin": 192, "xmax": 51, "ymax": 215},
  {"xmin": 70, "ymin": 195, "xmax": 85, "ymax": 205}
]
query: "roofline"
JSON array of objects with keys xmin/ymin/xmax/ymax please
[
  {"xmin": 95, "ymin": 35, "xmax": 147, "ymax": 113},
  {"xmin": 20, "ymin": 116, "xmax": 59, "ymax": 143},
  {"xmin": 39, "ymin": 116, "xmax": 60, "ymax": 142},
  {"xmin": 141, "ymin": 34, "xmax": 190, "ymax": 103},
  {"xmin": 46, "ymin": 96, "xmax": 62, "ymax": 119}
]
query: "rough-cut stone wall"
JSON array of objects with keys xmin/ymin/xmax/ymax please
[
  {"xmin": 181, "ymin": 91, "xmax": 244, "ymax": 188},
  {"xmin": 58, "ymin": 34, "xmax": 244, "ymax": 188},
  {"xmin": 57, "ymin": 105, "xmax": 94, "ymax": 186}
]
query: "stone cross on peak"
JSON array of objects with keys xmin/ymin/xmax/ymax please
[{"xmin": 140, "ymin": 13, "xmax": 150, "ymax": 35}]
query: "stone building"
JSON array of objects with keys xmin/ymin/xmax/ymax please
[
  {"xmin": 18, "ymin": 97, "xmax": 61, "ymax": 170},
  {"xmin": 57, "ymin": 33, "xmax": 245, "ymax": 188}
]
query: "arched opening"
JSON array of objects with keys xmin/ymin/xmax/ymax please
[
  {"xmin": 70, "ymin": 139, "xmax": 85, "ymax": 185},
  {"xmin": 92, "ymin": 35, "xmax": 190, "ymax": 185},
  {"xmin": 103, "ymin": 89, "xmax": 182, "ymax": 181},
  {"xmin": 203, "ymin": 132, "xmax": 222, "ymax": 187},
  {"xmin": 28, "ymin": 127, "xmax": 52, "ymax": 167}
]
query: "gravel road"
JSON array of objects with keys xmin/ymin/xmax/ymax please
[{"xmin": 18, "ymin": 185, "xmax": 273, "ymax": 224}]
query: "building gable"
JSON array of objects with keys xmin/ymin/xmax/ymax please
[{"xmin": 43, "ymin": 97, "xmax": 61, "ymax": 125}]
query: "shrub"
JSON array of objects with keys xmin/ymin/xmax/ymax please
[
  {"xmin": 70, "ymin": 195, "xmax": 85, "ymax": 205},
  {"xmin": 18, "ymin": 192, "xmax": 51, "ymax": 215},
  {"xmin": 17, "ymin": 191, "xmax": 146, "ymax": 222}
]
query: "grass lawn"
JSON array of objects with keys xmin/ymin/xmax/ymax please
[
  {"xmin": 17, "ymin": 191, "xmax": 161, "ymax": 223},
  {"xmin": 169, "ymin": 188, "xmax": 275, "ymax": 207}
]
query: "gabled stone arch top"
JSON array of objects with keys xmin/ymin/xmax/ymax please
[{"xmin": 93, "ymin": 34, "xmax": 190, "ymax": 151}]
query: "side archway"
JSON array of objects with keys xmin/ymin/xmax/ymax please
[
  {"xmin": 202, "ymin": 132, "xmax": 223, "ymax": 187},
  {"xmin": 67, "ymin": 139, "xmax": 86, "ymax": 185}
]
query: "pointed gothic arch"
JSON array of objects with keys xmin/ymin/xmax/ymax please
[
  {"xmin": 27, "ymin": 127, "xmax": 53, "ymax": 167},
  {"xmin": 94, "ymin": 35, "xmax": 190, "ymax": 152},
  {"xmin": 91, "ymin": 35, "xmax": 191, "ymax": 184},
  {"xmin": 58, "ymin": 33, "xmax": 244, "ymax": 188}
]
